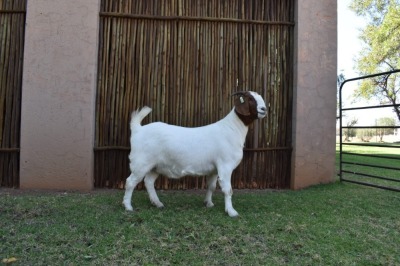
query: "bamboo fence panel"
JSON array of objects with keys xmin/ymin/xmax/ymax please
[
  {"xmin": 95, "ymin": 0, "xmax": 294, "ymax": 189},
  {"xmin": 0, "ymin": 0, "xmax": 26, "ymax": 187}
]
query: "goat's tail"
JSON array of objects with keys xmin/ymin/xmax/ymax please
[{"xmin": 130, "ymin": 106, "xmax": 152, "ymax": 130}]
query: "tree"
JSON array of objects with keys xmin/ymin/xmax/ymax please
[
  {"xmin": 337, "ymin": 73, "xmax": 345, "ymax": 88},
  {"xmin": 350, "ymin": 0, "xmax": 400, "ymax": 122},
  {"xmin": 356, "ymin": 128, "xmax": 375, "ymax": 142},
  {"xmin": 344, "ymin": 117, "xmax": 358, "ymax": 141},
  {"xmin": 337, "ymin": 73, "xmax": 346, "ymax": 120},
  {"xmin": 375, "ymin": 117, "xmax": 396, "ymax": 142}
]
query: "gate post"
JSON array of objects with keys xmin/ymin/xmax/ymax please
[
  {"xmin": 20, "ymin": 0, "xmax": 101, "ymax": 190},
  {"xmin": 291, "ymin": 0, "xmax": 337, "ymax": 189}
]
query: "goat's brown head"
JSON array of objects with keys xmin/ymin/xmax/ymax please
[{"xmin": 232, "ymin": 91, "xmax": 267, "ymax": 125}]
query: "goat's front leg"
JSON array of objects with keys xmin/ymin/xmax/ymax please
[
  {"xmin": 123, "ymin": 173, "xmax": 144, "ymax": 211},
  {"xmin": 217, "ymin": 170, "xmax": 239, "ymax": 217},
  {"xmin": 144, "ymin": 171, "xmax": 164, "ymax": 208},
  {"xmin": 204, "ymin": 174, "xmax": 218, "ymax": 208}
]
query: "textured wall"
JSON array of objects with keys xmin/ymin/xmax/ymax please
[
  {"xmin": 20, "ymin": 0, "xmax": 100, "ymax": 189},
  {"xmin": 291, "ymin": 0, "xmax": 337, "ymax": 189},
  {"xmin": 18, "ymin": 0, "xmax": 337, "ymax": 190}
]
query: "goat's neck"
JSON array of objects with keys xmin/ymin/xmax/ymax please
[{"xmin": 221, "ymin": 109, "xmax": 249, "ymax": 141}]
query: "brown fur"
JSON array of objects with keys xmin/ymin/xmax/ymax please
[{"xmin": 233, "ymin": 92, "xmax": 259, "ymax": 125}]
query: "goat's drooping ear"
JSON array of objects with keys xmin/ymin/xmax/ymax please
[{"xmin": 232, "ymin": 91, "xmax": 250, "ymax": 116}]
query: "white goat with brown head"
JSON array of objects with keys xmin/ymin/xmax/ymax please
[{"xmin": 123, "ymin": 91, "xmax": 267, "ymax": 217}]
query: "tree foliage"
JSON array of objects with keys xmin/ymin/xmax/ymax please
[
  {"xmin": 337, "ymin": 74, "xmax": 346, "ymax": 118},
  {"xmin": 350, "ymin": 0, "xmax": 400, "ymax": 121},
  {"xmin": 356, "ymin": 128, "xmax": 375, "ymax": 142},
  {"xmin": 375, "ymin": 116, "xmax": 396, "ymax": 141},
  {"xmin": 344, "ymin": 117, "xmax": 358, "ymax": 141}
]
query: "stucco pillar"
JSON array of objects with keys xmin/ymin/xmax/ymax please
[
  {"xmin": 291, "ymin": 0, "xmax": 337, "ymax": 189},
  {"xmin": 20, "ymin": 0, "xmax": 100, "ymax": 189}
]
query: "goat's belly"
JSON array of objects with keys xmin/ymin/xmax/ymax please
[{"xmin": 154, "ymin": 163, "xmax": 216, "ymax": 179}]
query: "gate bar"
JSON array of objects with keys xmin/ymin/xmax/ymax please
[
  {"xmin": 340, "ymin": 178, "xmax": 400, "ymax": 192},
  {"xmin": 341, "ymin": 170, "xmax": 400, "ymax": 183},
  {"xmin": 342, "ymin": 151, "xmax": 400, "ymax": 160},
  {"xmin": 341, "ymin": 161, "xmax": 400, "ymax": 171},
  {"xmin": 342, "ymin": 143, "xmax": 400, "ymax": 148},
  {"xmin": 342, "ymin": 126, "xmax": 400, "ymax": 129},
  {"xmin": 342, "ymin": 103, "xmax": 400, "ymax": 111}
]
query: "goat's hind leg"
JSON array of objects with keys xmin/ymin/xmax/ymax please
[
  {"xmin": 204, "ymin": 174, "xmax": 218, "ymax": 208},
  {"xmin": 123, "ymin": 173, "xmax": 144, "ymax": 211},
  {"xmin": 144, "ymin": 171, "xmax": 164, "ymax": 208}
]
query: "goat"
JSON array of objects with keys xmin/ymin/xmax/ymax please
[{"xmin": 122, "ymin": 91, "xmax": 267, "ymax": 217}]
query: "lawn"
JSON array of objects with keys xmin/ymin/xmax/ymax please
[{"xmin": 1, "ymin": 183, "xmax": 399, "ymax": 265}]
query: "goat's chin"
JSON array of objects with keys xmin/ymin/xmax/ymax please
[{"xmin": 258, "ymin": 113, "xmax": 267, "ymax": 119}]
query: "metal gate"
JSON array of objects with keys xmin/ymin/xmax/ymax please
[{"xmin": 339, "ymin": 70, "xmax": 400, "ymax": 192}]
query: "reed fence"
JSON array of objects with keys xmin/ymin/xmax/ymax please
[
  {"xmin": 95, "ymin": 0, "xmax": 294, "ymax": 189},
  {"xmin": 0, "ymin": 0, "xmax": 26, "ymax": 187}
]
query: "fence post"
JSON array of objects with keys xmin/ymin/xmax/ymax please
[
  {"xmin": 20, "ymin": 0, "xmax": 101, "ymax": 190},
  {"xmin": 291, "ymin": 0, "xmax": 337, "ymax": 189}
]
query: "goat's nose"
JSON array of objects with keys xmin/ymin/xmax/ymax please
[{"xmin": 260, "ymin": 107, "xmax": 267, "ymax": 112}]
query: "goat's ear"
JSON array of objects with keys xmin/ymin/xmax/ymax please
[{"xmin": 234, "ymin": 95, "xmax": 250, "ymax": 116}]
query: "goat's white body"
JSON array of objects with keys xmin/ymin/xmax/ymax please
[
  {"xmin": 129, "ymin": 109, "xmax": 247, "ymax": 179},
  {"xmin": 123, "ymin": 91, "xmax": 266, "ymax": 217}
]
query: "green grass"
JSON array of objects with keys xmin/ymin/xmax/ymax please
[
  {"xmin": 1, "ymin": 183, "xmax": 400, "ymax": 265},
  {"xmin": 337, "ymin": 143, "xmax": 400, "ymax": 190}
]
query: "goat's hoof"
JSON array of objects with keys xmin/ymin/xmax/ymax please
[
  {"xmin": 123, "ymin": 202, "xmax": 134, "ymax": 211},
  {"xmin": 205, "ymin": 201, "xmax": 214, "ymax": 208},
  {"xmin": 227, "ymin": 209, "xmax": 239, "ymax": 218},
  {"xmin": 152, "ymin": 201, "xmax": 165, "ymax": 209}
]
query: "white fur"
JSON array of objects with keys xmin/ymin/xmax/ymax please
[{"xmin": 123, "ymin": 91, "xmax": 267, "ymax": 217}]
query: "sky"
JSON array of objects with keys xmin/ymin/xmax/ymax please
[
  {"xmin": 337, "ymin": 0, "xmax": 397, "ymax": 126},
  {"xmin": 337, "ymin": 0, "xmax": 366, "ymax": 78}
]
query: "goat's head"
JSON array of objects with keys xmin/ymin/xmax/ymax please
[{"xmin": 232, "ymin": 91, "xmax": 267, "ymax": 125}]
